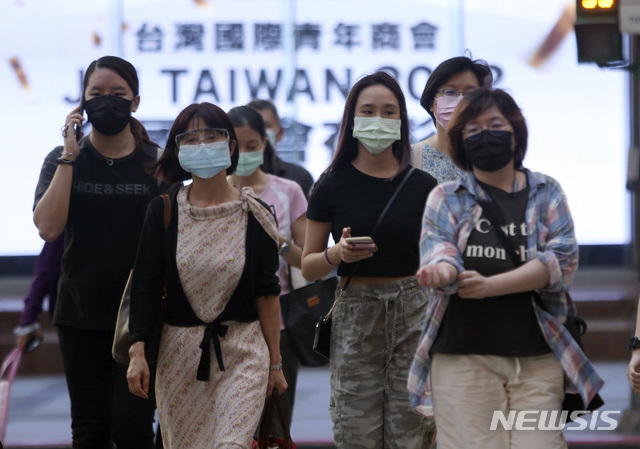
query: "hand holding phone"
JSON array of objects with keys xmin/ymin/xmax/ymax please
[
  {"xmin": 345, "ymin": 236, "xmax": 377, "ymax": 251},
  {"xmin": 75, "ymin": 98, "xmax": 84, "ymax": 140}
]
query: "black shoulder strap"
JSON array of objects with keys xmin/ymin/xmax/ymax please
[
  {"xmin": 341, "ymin": 167, "xmax": 415, "ymax": 291},
  {"xmin": 477, "ymin": 197, "xmax": 550, "ymax": 311}
]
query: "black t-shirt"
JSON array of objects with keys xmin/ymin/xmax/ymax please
[
  {"xmin": 34, "ymin": 137, "xmax": 165, "ymax": 330},
  {"xmin": 306, "ymin": 164, "xmax": 437, "ymax": 277},
  {"xmin": 431, "ymin": 181, "xmax": 550, "ymax": 357}
]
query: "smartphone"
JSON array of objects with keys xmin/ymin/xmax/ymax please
[
  {"xmin": 75, "ymin": 96, "xmax": 84, "ymax": 140},
  {"xmin": 345, "ymin": 236, "xmax": 377, "ymax": 251},
  {"xmin": 25, "ymin": 335, "xmax": 42, "ymax": 353}
]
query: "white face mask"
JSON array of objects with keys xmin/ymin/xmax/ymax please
[
  {"xmin": 435, "ymin": 95, "xmax": 463, "ymax": 130},
  {"xmin": 235, "ymin": 149, "xmax": 264, "ymax": 177},
  {"xmin": 178, "ymin": 141, "xmax": 231, "ymax": 179},
  {"xmin": 265, "ymin": 129, "xmax": 278, "ymax": 149},
  {"xmin": 352, "ymin": 117, "xmax": 401, "ymax": 154}
]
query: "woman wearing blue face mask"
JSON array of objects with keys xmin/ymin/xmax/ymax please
[
  {"xmin": 409, "ymin": 88, "xmax": 603, "ymax": 449},
  {"xmin": 126, "ymin": 102, "xmax": 287, "ymax": 449},
  {"xmin": 227, "ymin": 105, "xmax": 308, "ymax": 437},
  {"xmin": 33, "ymin": 56, "xmax": 165, "ymax": 448},
  {"xmin": 301, "ymin": 72, "xmax": 438, "ymax": 449}
]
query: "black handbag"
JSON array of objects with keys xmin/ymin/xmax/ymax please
[
  {"xmin": 312, "ymin": 168, "xmax": 415, "ymax": 360},
  {"xmin": 251, "ymin": 390, "xmax": 296, "ymax": 449},
  {"xmin": 280, "ymin": 276, "xmax": 338, "ymax": 367},
  {"xmin": 112, "ymin": 194, "xmax": 170, "ymax": 364},
  {"xmin": 478, "ymin": 198, "xmax": 603, "ymax": 420}
]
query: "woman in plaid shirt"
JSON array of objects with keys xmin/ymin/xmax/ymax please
[{"xmin": 408, "ymin": 88, "xmax": 604, "ymax": 449}]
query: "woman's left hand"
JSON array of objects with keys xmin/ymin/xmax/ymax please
[
  {"xmin": 266, "ymin": 369, "xmax": 288, "ymax": 397},
  {"xmin": 628, "ymin": 351, "xmax": 640, "ymax": 393},
  {"xmin": 127, "ymin": 342, "xmax": 151, "ymax": 399},
  {"xmin": 458, "ymin": 270, "xmax": 491, "ymax": 298}
]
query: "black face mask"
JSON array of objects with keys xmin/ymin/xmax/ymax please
[
  {"xmin": 84, "ymin": 95, "xmax": 133, "ymax": 136},
  {"xmin": 464, "ymin": 130, "xmax": 514, "ymax": 172}
]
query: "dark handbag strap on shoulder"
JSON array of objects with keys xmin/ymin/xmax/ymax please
[
  {"xmin": 477, "ymin": 197, "xmax": 541, "ymax": 302},
  {"xmin": 325, "ymin": 167, "xmax": 415, "ymax": 318},
  {"xmin": 477, "ymin": 197, "xmax": 583, "ymax": 324}
]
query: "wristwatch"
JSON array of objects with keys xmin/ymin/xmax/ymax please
[
  {"xmin": 629, "ymin": 336, "xmax": 640, "ymax": 350},
  {"xmin": 278, "ymin": 239, "xmax": 292, "ymax": 255}
]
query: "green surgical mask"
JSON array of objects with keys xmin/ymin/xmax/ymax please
[
  {"xmin": 235, "ymin": 149, "xmax": 264, "ymax": 177},
  {"xmin": 352, "ymin": 117, "xmax": 401, "ymax": 154}
]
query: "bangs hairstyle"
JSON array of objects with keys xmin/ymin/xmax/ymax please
[
  {"xmin": 326, "ymin": 71, "xmax": 411, "ymax": 177},
  {"xmin": 447, "ymin": 88, "xmax": 528, "ymax": 171},
  {"xmin": 419, "ymin": 55, "xmax": 493, "ymax": 127},
  {"xmin": 84, "ymin": 56, "xmax": 158, "ymax": 151},
  {"xmin": 154, "ymin": 102, "xmax": 239, "ymax": 182}
]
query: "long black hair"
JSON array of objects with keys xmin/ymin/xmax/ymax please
[{"xmin": 326, "ymin": 71, "xmax": 411, "ymax": 177}]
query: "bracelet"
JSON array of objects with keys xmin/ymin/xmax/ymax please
[
  {"xmin": 13, "ymin": 322, "xmax": 40, "ymax": 337},
  {"xmin": 269, "ymin": 363, "xmax": 283, "ymax": 371},
  {"xmin": 61, "ymin": 151, "xmax": 75, "ymax": 157},
  {"xmin": 278, "ymin": 238, "xmax": 292, "ymax": 256},
  {"xmin": 324, "ymin": 247, "xmax": 338, "ymax": 266},
  {"xmin": 57, "ymin": 157, "xmax": 75, "ymax": 165}
]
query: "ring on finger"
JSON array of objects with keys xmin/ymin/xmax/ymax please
[{"xmin": 60, "ymin": 124, "xmax": 70, "ymax": 137}]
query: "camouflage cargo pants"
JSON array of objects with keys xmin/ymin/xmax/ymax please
[{"xmin": 329, "ymin": 277, "xmax": 436, "ymax": 449}]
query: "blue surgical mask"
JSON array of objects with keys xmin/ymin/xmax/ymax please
[
  {"xmin": 235, "ymin": 149, "xmax": 264, "ymax": 177},
  {"xmin": 352, "ymin": 117, "xmax": 401, "ymax": 154},
  {"xmin": 178, "ymin": 141, "xmax": 231, "ymax": 179}
]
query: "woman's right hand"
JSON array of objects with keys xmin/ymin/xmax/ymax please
[
  {"xmin": 61, "ymin": 105, "xmax": 85, "ymax": 160},
  {"xmin": 126, "ymin": 341, "xmax": 151, "ymax": 399},
  {"xmin": 16, "ymin": 330, "xmax": 43, "ymax": 352},
  {"xmin": 335, "ymin": 227, "xmax": 375, "ymax": 264},
  {"xmin": 416, "ymin": 263, "xmax": 457, "ymax": 288}
]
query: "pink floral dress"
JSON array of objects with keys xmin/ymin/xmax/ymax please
[{"xmin": 156, "ymin": 186, "xmax": 276, "ymax": 448}]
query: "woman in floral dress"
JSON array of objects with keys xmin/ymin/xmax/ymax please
[{"xmin": 126, "ymin": 102, "xmax": 287, "ymax": 449}]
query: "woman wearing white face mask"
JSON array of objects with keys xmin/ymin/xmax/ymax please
[
  {"xmin": 227, "ymin": 105, "xmax": 307, "ymax": 436},
  {"xmin": 126, "ymin": 102, "xmax": 287, "ymax": 448},
  {"xmin": 411, "ymin": 55, "xmax": 493, "ymax": 183},
  {"xmin": 302, "ymin": 72, "xmax": 437, "ymax": 449}
]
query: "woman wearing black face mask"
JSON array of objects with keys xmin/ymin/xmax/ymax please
[
  {"xmin": 407, "ymin": 88, "xmax": 604, "ymax": 449},
  {"xmin": 33, "ymin": 56, "xmax": 168, "ymax": 448}
]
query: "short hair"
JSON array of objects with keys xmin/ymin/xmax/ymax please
[
  {"xmin": 326, "ymin": 71, "xmax": 411, "ymax": 176},
  {"xmin": 420, "ymin": 56, "xmax": 493, "ymax": 127},
  {"xmin": 447, "ymin": 88, "xmax": 528, "ymax": 171},
  {"xmin": 155, "ymin": 102, "xmax": 239, "ymax": 182}
]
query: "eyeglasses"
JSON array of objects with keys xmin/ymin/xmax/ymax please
[
  {"xmin": 462, "ymin": 123, "xmax": 510, "ymax": 140},
  {"xmin": 175, "ymin": 128, "xmax": 229, "ymax": 148},
  {"xmin": 436, "ymin": 89, "xmax": 469, "ymax": 98}
]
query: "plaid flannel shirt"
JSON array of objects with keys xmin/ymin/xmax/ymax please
[{"xmin": 407, "ymin": 169, "xmax": 604, "ymax": 417}]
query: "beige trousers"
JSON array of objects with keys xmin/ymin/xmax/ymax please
[{"xmin": 430, "ymin": 353, "xmax": 567, "ymax": 449}]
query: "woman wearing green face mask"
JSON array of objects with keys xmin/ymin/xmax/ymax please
[
  {"xmin": 302, "ymin": 72, "xmax": 438, "ymax": 449},
  {"xmin": 227, "ymin": 105, "xmax": 308, "ymax": 434}
]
